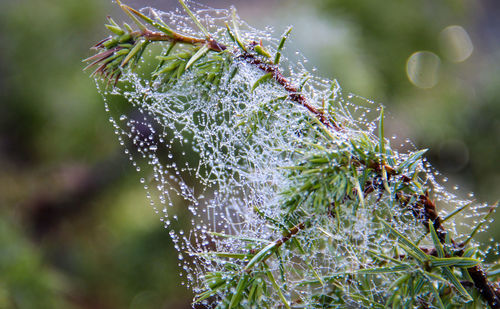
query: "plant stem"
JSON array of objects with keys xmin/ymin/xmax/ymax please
[
  {"xmin": 133, "ymin": 29, "xmax": 341, "ymax": 131},
  {"xmin": 395, "ymin": 190, "xmax": 500, "ymax": 307}
]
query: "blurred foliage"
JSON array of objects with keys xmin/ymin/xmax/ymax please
[
  {"xmin": 314, "ymin": 0, "xmax": 500, "ymax": 202},
  {"xmin": 0, "ymin": 0, "xmax": 191, "ymax": 308},
  {"xmin": 0, "ymin": 0, "xmax": 498, "ymax": 308}
]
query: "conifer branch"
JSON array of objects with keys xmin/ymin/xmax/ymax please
[{"xmin": 85, "ymin": 1, "xmax": 500, "ymax": 308}]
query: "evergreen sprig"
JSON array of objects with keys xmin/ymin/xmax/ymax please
[{"xmin": 85, "ymin": 1, "xmax": 500, "ymax": 308}]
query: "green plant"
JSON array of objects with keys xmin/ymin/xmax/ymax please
[{"xmin": 84, "ymin": 1, "xmax": 500, "ymax": 307}]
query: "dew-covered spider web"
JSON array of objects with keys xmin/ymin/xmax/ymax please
[{"xmin": 95, "ymin": 1, "xmax": 497, "ymax": 307}]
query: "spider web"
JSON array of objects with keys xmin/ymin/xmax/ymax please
[{"xmin": 95, "ymin": 1, "xmax": 496, "ymax": 307}]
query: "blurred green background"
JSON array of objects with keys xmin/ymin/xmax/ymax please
[{"xmin": 0, "ymin": 0, "xmax": 498, "ymax": 308}]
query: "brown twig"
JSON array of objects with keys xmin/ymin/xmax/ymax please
[
  {"xmin": 394, "ymin": 189, "xmax": 500, "ymax": 308},
  {"xmin": 415, "ymin": 194, "xmax": 500, "ymax": 308},
  {"xmin": 238, "ymin": 54, "xmax": 341, "ymax": 131},
  {"xmin": 140, "ymin": 29, "xmax": 227, "ymax": 52},
  {"xmin": 359, "ymin": 149, "xmax": 499, "ymax": 307},
  {"xmin": 275, "ymin": 222, "xmax": 305, "ymax": 248},
  {"xmin": 102, "ymin": 29, "xmax": 341, "ymax": 131}
]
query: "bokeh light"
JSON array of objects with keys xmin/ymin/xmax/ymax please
[
  {"xmin": 406, "ymin": 51, "xmax": 441, "ymax": 89},
  {"xmin": 440, "ymin": 25, "xmax": 474, "ymax": 62}
]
